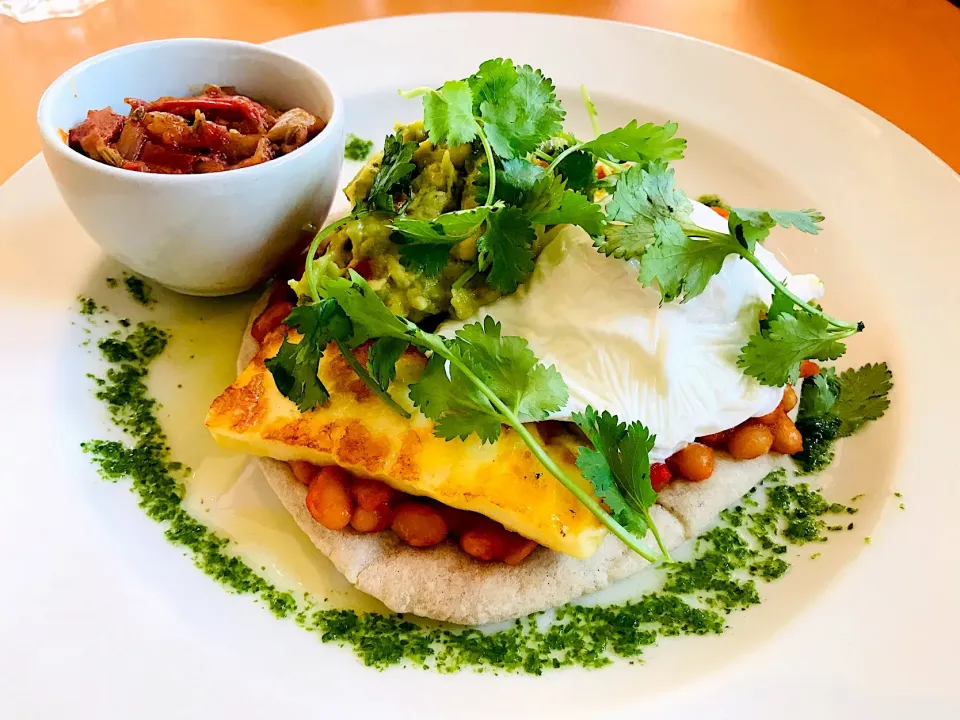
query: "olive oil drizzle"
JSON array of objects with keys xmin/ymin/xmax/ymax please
[{"xmin": 80, "ymin": 299, "xmax": 857, "ymax": 674}]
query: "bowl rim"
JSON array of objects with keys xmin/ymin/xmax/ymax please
[{"xmin": 36, "ymin": 37, "xmax": 344, "ymax": 184}]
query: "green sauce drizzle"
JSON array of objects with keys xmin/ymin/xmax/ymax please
[
  {"xmin": 123, "ymin": 274, "xmax": 155, "ymax": 306},
  {"xmin": 80, "ymin": 302, "xmax": 857, "ymax": 674},
  {"xmin": 344, "ymin": 133, "xmax": 375, "ymax": 161}
]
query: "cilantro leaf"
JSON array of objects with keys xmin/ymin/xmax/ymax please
[
  {"xmin": 366, "ymin": 337, "xmax": 410, "ymax": 392},
  {"xmin": 597, "ymin": 162, "xmax": 692, "ymax": 258},
  {"xmin": 467, "ymin": 58, "xmax": 518, "ymax": 111},
  {"xmin": 765, "ymin": 287, "xmax": 797, "ymax": 325},
  {"xmin": 264, "ymin": 300, "xmax": 352, "ymax": 412},
  {"xmin": 408, "ymin": 351, "xmax": 504, "ymax": 443},
  {"xmin": 638, "ymin": 219, "xmax": 738, "ymax": 302},
  {"xmin": 580, "ymin": 120, "xmax": 686, "ymax": 165},
  {"xmin": 498, "ymin": 158, "xmax": 546, "ymax": 198},
  {"xmin": 392, "ymin": 207, "xmax": 491, "ymax": 243},
  {"xmin": 572, "ymin": 407, "xmax": 659, "ymax": 539},
  {"xmin": 797, "ymin": 369, "xmax": 838, "ymax": 420},
  {"xmin": 392, "ymin": 207, "xmax": 492, "ymax": 275},
  {"xmin": 472, "ymin": 158, "xmax": 545, "ymax": 206},
  {"xmin": 833, "ymin": 363, "xmax": 893, "ymax": 437},
  {"xmin": 453, "ymin": 316, "xmax": 567, "ymax": 420},
  {"xmin": 597, "ymin": 221, "xmax": 656, "ymax": 260},
  {"xmin": 422, "ymin": 80, "xmax": 480, "ymax": 146},
  {"xmin": 477, "ymin": 207, "xmax": 536, "ymax": 293},
  {"xmin": 518, "ymin": 173, "xmax": 564, "ymax": 217},
  {"xmin": 555, "ymin": 150, "xmax": 596, "ymax": 193},
  {"xmin": 318, "ymin": 272, "xmax": 413, "ymax": 341},
  {"xmin": 739, "ymin": 313, "xmax": 848, "ymax": 386},
  {"xmin": 479, "ymin": 63, "xmax": 565, "ymax": 159},
  {"xmin": 728, "ymin": 208, "xmax": 824, "ymax": 251},
  {"xmin": 529, "ymin": 185, "xmax": 606, "ymax": 235},
  {"xmin": 408, "ymin": 318, "xmax": 565, "ymax": 440},
  {"xmin": 794, "ymin": 362, "xmax": 893, "ymax": 473},
  {"xmin": 366, "ymin": 131, "xmax": 417, "ymax": 212},
  {"xmin": 396, "ymin": 244, "xmax": 452, "ymax": 276}
]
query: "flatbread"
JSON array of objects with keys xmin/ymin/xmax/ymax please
[{"xmin": 235, "ymin": 290, "xmax": 792, "ymax": 625}]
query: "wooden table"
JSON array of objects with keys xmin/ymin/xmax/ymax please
[{"xmin": 2, "ymin": 0, "xmax": 958, "ymax": 182}]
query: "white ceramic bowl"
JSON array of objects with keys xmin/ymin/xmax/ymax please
[{"xmin": 37, "ymin": 38, "xmax": 344, "ymax": 296}]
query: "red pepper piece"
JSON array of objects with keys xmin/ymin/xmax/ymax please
[
  {"xmin": 139, "ymin": 142, "xmax": 197, "ymax": 173},
  {"xmin": 128, "ymin": 95, "xmax": 270, "ymax": 133}
]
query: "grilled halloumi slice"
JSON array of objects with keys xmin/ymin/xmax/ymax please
[{"xmin": 205, "ymin": 330, "xmax": 608, "ymax": 558}]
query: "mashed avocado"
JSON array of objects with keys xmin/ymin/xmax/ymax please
[{"xmin": 301, "ymin": 122, "xmax": 499, "ymax": 322}]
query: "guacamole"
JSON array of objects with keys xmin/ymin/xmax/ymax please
[{"xmin": 301, "ymin": 122, "xmax": 501, "ymax": 322}]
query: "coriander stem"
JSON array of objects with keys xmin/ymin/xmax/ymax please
[
  {"xmin": 397, "ymin": 87, "xmax": 433, "ymax": 99},
  {"xmin": 305, "ymin": 212, "xmax": 369, "ymax": 303},
  {"xmin": 419, "ymin": 334, "xmax": 663, "ymax": 564},
  {"xmin": 546, "ymin": 142, "xmax": 585, "ymax": 173},
  {"xmin": 646, "ymin": 510, "xmax": 671, "ymax": 559},
  {"xmin": 452, "ymin": 262, "xmax": 480, "ymax": 290},
  {"xmin": 689, "ymin": 227, "xmax": 862, "ymax": 332},
  {"xmin": 476, "ymin": 126, "xmax": 497, "ymax": 207},
  {"xmin": 580, "ymin": 84, "xmax": 601, "ymax": 138},
  {"xmin": 334, "ymin": 339, "xmax": 412, "ymax": 419},
  {"xmin": 533, "ymin": 148, "xmax": 554, "ymax": 163}
]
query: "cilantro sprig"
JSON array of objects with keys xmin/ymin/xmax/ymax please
[
  {"xmin": 573, "ymin": 407, "xmax": 671, "ymax": 558},
  {"xmin": 794, "ymin": 363, "xmax": 893, "ymax": 473},
  {"xmin": 596, "ymin": 162, "xmax": 864, "ymax": 386},
  {"xmin": 307, "ymin": 270, "xmax": 668, "ymax": 562},
  {"xmin": 263, "ymin": 298, "xmax": 412, "ymax": 419}
]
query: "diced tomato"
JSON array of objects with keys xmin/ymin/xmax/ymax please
[
  {"xmin": 650, "ymin": 462, "xmax": 672, "ymax": 493},
  {"xmin": 251, "ymin": 301, "xmax": 295, "ymax": 344},
  {"xmin": 596, "ymin": 165, "xmax": 607, "ymax": 179},
  {"xmin": 799, "ymin": 360, "xmax": 821, "ymax": 378},
  {"xmin": 351, "ymin": 258, "xmax": 374, "ymax": 280}
]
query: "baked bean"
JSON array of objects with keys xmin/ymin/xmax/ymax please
[
  {"xmin": 305, "ymin": 466, "xmax": 354, "ymax": 531},
  {"xmin": 667, "ymin": 443, "xmax": 715, "ymax": 482},
  {"xmin": 799, "ymin": 360, "xmax": 821, "ymax": 378},
  {"xmin": 727, "ymin": 423, "xmax": 774, "ymax": 460},
  {"xmin": 251, "ymin": 301, "xmax": 295, "ymax": 344},
  {"xmin": 460, "ymin": 525, "xmax": 511, "ymax": 561},
  {"xmin": 771, "ymin": 414, "xmax": 804, "ymax": 455},
  {"xmin": 780, "ymin": 384, "xmax": 798, "ymax": 413},
  {"xmin": 289, "ymin": 460, "xmax": 319, "ymax": 486},
  {"xmin": 650, "ymin": 462, "xmax": 672, "ymax": 492},
  {"xmin": 391, "ymin": 502, "xmax": 448, "ymax": 547},
  {"xmin": 351, "ymin": 477, "xmax": 393, "ymax": 511},
  {"xmin": 434, "ymin": 504, "xmax": 475, "ymax": 536},
  {"xmin": 754, "ymin": 407, "xmax": 784, "ymax": 426},
  {"xmin": 350, "ymin": 505, "xmax": 394, "ymax": 533},
  {"xmin": 503, "ymin": 537, "xmax": 538, "ymax": 565},
  {"xmin": 697, "ymin": 430, "xmax": 730, "ymax": 448}
]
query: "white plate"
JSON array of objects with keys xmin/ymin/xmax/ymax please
[{"xmin": 1, "ymin": 13, "xmax": 958, "ymax": 719}]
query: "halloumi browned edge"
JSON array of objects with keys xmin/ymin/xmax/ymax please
[{"xmin": 214, "ymin": 290, "xmax": 794, "ymax": 625}]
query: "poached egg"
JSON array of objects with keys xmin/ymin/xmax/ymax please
[{"xmin": 439, "ymin": 201, "xmax": 823, "ymax": 461}]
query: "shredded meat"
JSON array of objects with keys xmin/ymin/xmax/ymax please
[{"xmin": 66, "ymin": 85, "xmax": 325, "ymax": 174}]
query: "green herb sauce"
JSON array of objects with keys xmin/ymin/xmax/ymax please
[
  {"xmin": 344, "ymin": 133, "xmax": 374, "ymax": 161},
  {"xmin": 123, "ymin": 274, "xmax": 155, "ymax": 306},
  {"xmin": 78, "ymin": 296, "xmax": 102, "ymax": 315},
  {"xmin": 81, "ymin": 304, "xmax": 857, "ymax": 674}
]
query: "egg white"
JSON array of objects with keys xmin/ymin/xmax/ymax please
[{"xmin": 439, "ymin": 201, "xmax": 823, "ymax": 461}]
